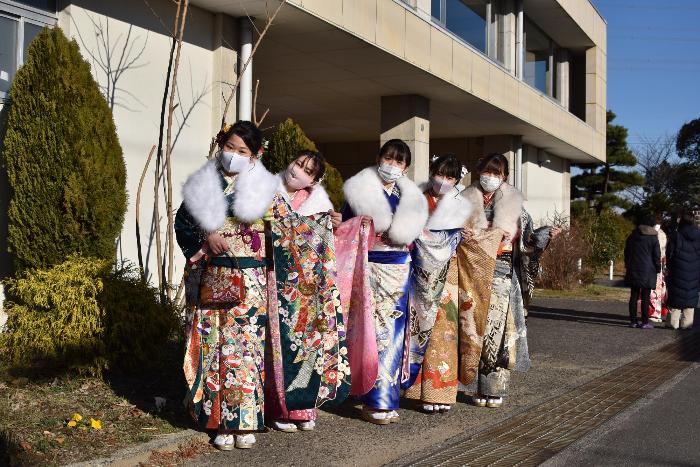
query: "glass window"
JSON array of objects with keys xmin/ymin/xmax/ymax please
[
  {"xmin": 0, "ymin": 15, "xmax": 18, "ymax": 94},
  {"xmin": 23, "ymin": 21, "xmax": 43, "ymax": 58},
  {"xmin": 445, "ymin": 0, "xmax": 487, "ymax": 53},
  {"xmin": 15, "ymin": 0, "xmax": 55, "ymax": 13},
  {"xmin": 432, "ymin": 0, "xmax": 442, "ymax": 22},
  {"xmin": 524, "ymin": 17, "xmax": 551, "ymax": 95}
]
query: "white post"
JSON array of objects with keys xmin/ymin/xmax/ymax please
[
  {"xmin": 609, "ymin": 260, "xmax": 614, "ymax": 281},
  {"xmin": 577, "ymin": 258, "xmax": 582, "ymax": 271},
  {"xmin": 515, "ymin": 0, "xmax": 524, "ymax": 80},
  {"xmin": 239, "ymin": 19, "xmax": 253, "ymax": 121}
]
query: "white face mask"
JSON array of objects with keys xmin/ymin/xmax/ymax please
[
  {"xmin": 480, "ymin": 174, "xmax": 503, "ymax": 193},
  {"xmin": 377, "ymin": 163, "xmax": 404, "ymax": 183},
  {"xmin": 431, "ymin": 176, "xmax": 456, "ymax": 196},
  {"xmin": 285, "ymin": 162, "xmax": 314, "ymax": 191},
  {"xmin": 220, "ymin": 150, "xmax": 251, "ymax": 173}
]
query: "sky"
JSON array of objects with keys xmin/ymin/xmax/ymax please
[{"xmin": 591, "ymin": 0, "xmax": 700, "ymax": 152}]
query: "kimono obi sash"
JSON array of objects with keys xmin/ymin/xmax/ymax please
[
  {"xmin": 368, "ymin": 250, "xmax": 411, "ymax": 265},
  {"xmin": 207, "ymin": 255, "xmax": 266, "ymax": 269}
]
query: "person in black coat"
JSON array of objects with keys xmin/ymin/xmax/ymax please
[
  {"xmin": 624, "ymin": 221, "xmax": 661, "ymax": 328},
  {"xmin": 666, "ymin": 210, "xmax": 700, "ymax": 329}
]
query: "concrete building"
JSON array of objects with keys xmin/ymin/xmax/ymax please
[{"xmin": 0, "ymin": 0, "xmax": 606, "ymax": 282}]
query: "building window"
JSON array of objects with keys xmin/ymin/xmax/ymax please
[
  {"xmin": 0, "ymin": 1, "xmax": 55, "ymax": 99},
  {"xmin": 445, "ymin": 0, "xmax": 487, "ymax": 53},
  {"xmin": 524, "ymin": 16, "xmax": 555, "ymax": 97}
]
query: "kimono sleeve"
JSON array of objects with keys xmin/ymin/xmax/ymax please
[{"xmin": 175, "ymin": 202, "xmax": 207, "ymax": 260}]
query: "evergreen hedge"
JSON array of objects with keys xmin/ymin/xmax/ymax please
[
  {"xmin": 2, "ymin": 27, "xmax": 127, "ymax": 272},
  {"xmin": 264, "ymin": 117, "xmax": 344, "ymax": 209},
  {"xmin": 0, "ymin": 256, "xmax": 181, "ymax": 376}
]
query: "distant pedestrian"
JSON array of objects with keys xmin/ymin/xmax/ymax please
[
  {"xmin": 624, "ymin": 219, "xmax": 661, "ymax": 329},
  {"xmin": 666, "ymin": 209, "xmax": 700, "ymax": 330}
]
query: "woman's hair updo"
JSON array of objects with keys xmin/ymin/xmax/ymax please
[
  {"xmin": 430, "ymin": 154, "xmax": 464, "ymax": 180},
  {"xmin": 215, "ymin": 120, "xmax": 263, "ymax": 154},
  {"xmin": 476, "ymin": 153, "xmax": 509, "ymax": 178}
]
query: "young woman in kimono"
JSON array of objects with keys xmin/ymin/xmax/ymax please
[
  {"xmin": 461, "ymin": 153, "xmax": 529, "ymax": 410},
  {"xmin": 175, "ymin": 121, "xmax": 279, "ymax": 450},
  {"xmin": 266, "ymin": 150, "xmax": 336, "ymax": 433},
  {"xmin": 404, "ymin": 155, "xmax": 472, "ymax": 414},
  {"xmin": 341, "ymin": 139, "xmax": 429, "ymax": 424}
]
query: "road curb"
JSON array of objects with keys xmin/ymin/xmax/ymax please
[{"xmin": 67, "ymin": 429, "xmax": 208, "ymax": 467}]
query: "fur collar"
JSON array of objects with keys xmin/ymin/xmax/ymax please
[
  {"xmin": 420, "ymin": 184, "xmax": 474, "ymax": 230},
  {"xmin": 343, "ymin": 166, "xmax": 428, "ymax": 246},
  {"xmin": 463, "ymin": 180, "xmax": 523, "ymax": 237},
  {"xmin": 276, "ymin": 173, "xmax": 334, "ymax": 216},
  {"xmin": 181, "ymin": 159, "xmax": 278, "ymax": 231},
  {"xmin": 181, "ymin": 160, "xmax": 226, "ymax": 232}
]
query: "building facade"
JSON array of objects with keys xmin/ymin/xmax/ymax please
[{"xmin": 0, "ymin": 0, "xmax": 606, "ymax": 283}]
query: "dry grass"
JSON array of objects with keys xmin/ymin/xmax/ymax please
[
  {"xmin": 0, "ymin": 350, "xmax": 192, "ymax": 466},
  {"xmin": 535, "ymin": 284, "xmax": 629, "ymax": 302}
]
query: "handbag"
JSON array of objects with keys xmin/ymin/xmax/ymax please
[{"xmin": 199, "ymin": 253, "xmax": 246, "ymax": 307}]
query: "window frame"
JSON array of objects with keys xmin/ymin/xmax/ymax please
[{"xmin": 0, "ymin": 0, "xmax": 55, "ymax": 101}]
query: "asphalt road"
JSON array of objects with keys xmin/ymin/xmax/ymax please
[{"xmin": 186, "ymin": 297, "xmax": 688, "ymax": 467}]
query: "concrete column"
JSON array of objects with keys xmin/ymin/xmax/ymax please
[
  {"xmin": 212, "ymin": 13, "xmax": 238, "ymax": 129},
  {"xmin": 238, "ymin": 18, "xmax": 253, "ymax": 121},
  {"xmin": 556, "ymin": 49, "xmax": 570, "ymax": 109},
  {"xmin": 515, "ymin": 0, "xmax": 524, "ymax": 80},
  {"xmin": 380, "ymin": 95, "xmax": 430, "ymax": 184},
  {"xmin": 498, "ymin": 0, "xmax": 517, "ymax": 74},
  {"xmin": 585, "ymin": 46, "xmax": 607, "ymax": 136},
  {"xmin": 415, "ymin": 0, "xmax": 432, "ymax": 21}
]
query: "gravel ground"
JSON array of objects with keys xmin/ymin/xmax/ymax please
[{"xmin": 187, "ymin": 297, "xmax": 684, "ymax": 467}]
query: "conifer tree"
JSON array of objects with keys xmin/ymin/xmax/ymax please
[
  {"xmin": 571, "ymin": 111, "xmax": 643, "ymax": 214},
  {"xmin": 2, "ymin": 27, "xmax": 127, "ymax": 272}
]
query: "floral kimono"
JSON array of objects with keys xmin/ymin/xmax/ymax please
[
  {"xmin": 176, "ymin": 158, "xmax": 279, "ymax": 432},
  {"xmin": 458, "ymin": 181, "xmax": 548, "ymax": 397},
  {"xmin": 404, "ymin": 185, "xmax": 472, "ymax": 405},
  {"xmin": 265, "ymin": 178, "xmax": 349, "ymax": 423},
  {"xmin": 342, "ymin": 167, "xmax": 428, "ymax": 410}
]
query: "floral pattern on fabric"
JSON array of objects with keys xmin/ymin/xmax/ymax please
[
  {"xmin": 270, "ymin": 199, "xmax": 350, "ymax": 410},
  {"xmin": 185, "ymin": 267, "xmax": 268, "ymax": 431}
]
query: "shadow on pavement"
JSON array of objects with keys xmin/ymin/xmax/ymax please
[{"xmin": 528, "ymin": 305, "xmax": 631, "ymax": 327}]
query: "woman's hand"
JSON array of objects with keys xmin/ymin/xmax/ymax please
[
  {"xmin": 330, "ymin": 210, "xmax": 343, "ymax": 229},
  {"xmin": 461, "ymin": 227, "xmax": 474, "ymax": 241},
  {"xmin": 207, "ymin": 232, "xmax": 229, "ymax": 255},
  {"xmin": 361, "ymin": 215, "xmax": 372, "ymax": 228}
]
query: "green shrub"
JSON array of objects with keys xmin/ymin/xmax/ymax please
[
  {"xmin": 101, "ymin": 263, "xmax": 182, "ymax": 373},
  {"xmin": 574, "ymin": 210, "xmax": 634, "ymax": 271},
  {"xmin": 0, "ymin": 256, "xmax": 181, "ymax": 376},
  {"xmin": 323, "ymin": 163, "xmax": 345, "ymax": 210},
  {"xmin": 264, "ymin": 117, "xmax": 317, "ymax": 174},
  {"xmin": 2, "ymin": 27, "xmax": 127, "ymax": 273},
  {"xmin": 1, "ymin": 256, "xmax": 108, "ymax": 375}
]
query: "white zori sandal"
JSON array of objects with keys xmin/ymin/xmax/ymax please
[
  {"xmin": 272, "ymin": 420, "xmax": 298, "ymax": 433},
  {"xmin": 297, "ymin": 420, "xmax": 316, "ymax": 431},
  {"xmin": 235, "ymin": 433, "xmax": 256, "ymax": 449},
  {"xmin": 213, "ymin": 434, "xmax": 234, "ymax": 451},
  {"xmin": 486, "ymin": 396, "xmax": 503, "ymax": 408},
  {"xmin": 361, "ymin": 407, "xmax": 392, "ymax": 425}
]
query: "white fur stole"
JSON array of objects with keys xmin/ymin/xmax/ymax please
[
  {"xmin": 181, "ymin": 159, "xmax": 278, "ymax": 231},
  {"xmin": 463, "ymin": 181, "xmax": 523, "ymax": 237},
  {"xmin": 343, "ymin": 167, "xmax": 428, "ymax": 246},
  {"xmin": 276, "ymin": 173, "xmax": 334, "ymax": 216},
  {"xmin": 425, "ymin": 184, "xmax": 474, "ymax": 230}
]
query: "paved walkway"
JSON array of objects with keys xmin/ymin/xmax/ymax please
[
  {"xmin": 185, "ymin": 297, "xmax": 691, "ymax": 467},
  {"xmin": 543, "ymin": 358, "xmax": 700, "ymax": 467}
]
